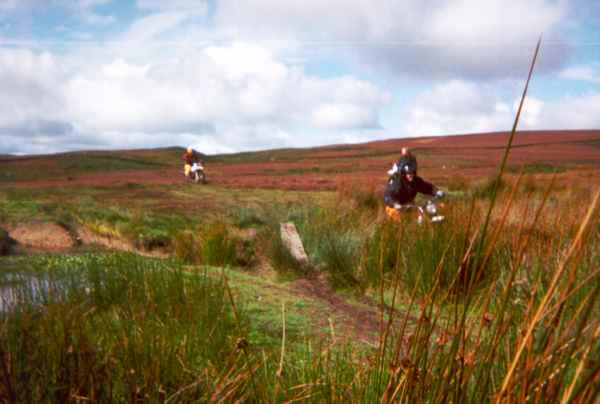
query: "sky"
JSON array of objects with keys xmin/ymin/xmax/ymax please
[{"xmin": 1, "ymin": 0, "xmax": 599, "ymax": 155}]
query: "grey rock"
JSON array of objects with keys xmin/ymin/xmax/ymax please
[{"xmin": 280, "ymin": 222, "xmax": 309, "ymax": 266}]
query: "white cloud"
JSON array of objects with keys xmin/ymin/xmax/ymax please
[
  {"xmin": 205, "ymin": 44, "xmax": 287, "ymax": 82},
  {"xmin": 0, "ymin": 49, "xmax": 67, "ymax": 130},
  {"xmin": 403, "ymin": 80, "xmax": 511, "ymax": 135},
  {"xmin": 516, "ymin": 97, "xmax": 544, "ymax": 127},
  {"xmin": 62, "ymin": 44, "xmax": 389, "ymax": 133},
  {"xmin": 311, "ymin": 103, "xmax": 379, "ymax": 130},
  {"xmin": 529, "ymin": 93, "xmax": 600, "ymax": 129},
  {"xmin": 426, "ymin": 0, "xmax": 561, "ymax": 44},
  {"xmin": 1, "ymin": 1, "xmax": 596, "ymax": 156},
  {"xmin": 559, "ymin": 64, "xmax": 600, "ymax": 83},
  {"xmin": 214, "ymin": 0, "xmax": 567, "ymax": 79},
  {"xmin": 403, "ymin": 80, "xmax": 600, "ymax": 136},
  {"xmin": 123, "ymin": 12, "xmax": 187, "ymax": 42},
  {"xmin": 0, "ymin": 40, "xmax": 390, "ymax": 154}
]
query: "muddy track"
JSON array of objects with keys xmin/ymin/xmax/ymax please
[
  {"xmin": 2, "ymin": 221, "xmax": 169, "ymax": 258},
  {"xmin": 288, "ymin": 274, "xmax": 422, "ymax": 345},
  {"xmin": 290, "ymin": 276, "xmax": 384, "ymax": 344},
  {"xmin": 76, "ymin": 227, "xmax": 169, "ymax": 258}
]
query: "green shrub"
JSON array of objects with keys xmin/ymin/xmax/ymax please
[
  {"xmin": 446, "ymin": 174, "xmax": 470, "ymax": 191},
  {"xmin": 173, "ymin": 230, "xmax": 198, "ymax": 263},
  {"xmin": 319, "ymin": 230, "xmax": 362, "ymax": 290},
  {"xmin": 173, "ymin": 222, "xmax": 240, "ymax": 267},
  {"xmin": 200, "ymin": 222, "xmax": 237, "ymax": 266},
  {"xmin": 231, "ymin": 206, "xmax": 266, "ymax": 229},
  {"xmin": 523, "ymin": 163, "xmax": 565, "ymax": 174},
  {"xmin": 337, "ymin": 181, "xmax": 381, "ymax": 212},
  {"xmin": 359, "ymin": 219, "xmax": 404, "ymax": 288}
]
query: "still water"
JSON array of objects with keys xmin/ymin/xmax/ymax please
[{"xmin": 0, "ymin": 273, "xmax": 53, "ymax": 312}]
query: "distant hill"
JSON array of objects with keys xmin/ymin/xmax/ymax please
[{"xmin": 2, "ymin": 130, "xmax": 599, "ymax": 190}]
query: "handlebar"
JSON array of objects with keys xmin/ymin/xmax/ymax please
[
  {"xmin": 391, "ymin": 193, "xmax": 446, "ymax": 223},
  {"xmin": 392, "ymin": 194, "xmax": 444, "ymax": 210}
]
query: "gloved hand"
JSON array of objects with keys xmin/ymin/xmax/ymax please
[
  {"xmin": 393, "ymin": 203, "xmax": 403, "ymax": 210},
  {"xmin": 435, "ymin": 190, "xmax": 445, "ymax": 198}
]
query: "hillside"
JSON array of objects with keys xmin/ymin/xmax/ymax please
[{"xmin": 2, "ymin": 129, "xmax": 599, "ymax": 191}]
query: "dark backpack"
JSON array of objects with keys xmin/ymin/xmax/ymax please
[{"xmin": 397, "ymin": 153, "xmax": 417, "ymax": 174}]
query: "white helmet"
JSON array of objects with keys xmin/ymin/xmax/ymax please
[{"xmin": 186, "ymin": 146, "xmax": 193, "ymax": 153}]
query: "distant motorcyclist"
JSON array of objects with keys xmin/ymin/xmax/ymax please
[
  {"xmin": 384, "ymin": 163, "xmax": 444, "ymax": 221},
  {"xmin": 182, "ymin": 146, "xmax": 203, "ymax": 178}
]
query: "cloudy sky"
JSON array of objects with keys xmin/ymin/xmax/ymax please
[{"xmin": 1, "ymin": 0, "xmax": 599, "ymax": 155}]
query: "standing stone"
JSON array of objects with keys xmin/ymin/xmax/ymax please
[{"xmin": 279, "ymin": 222, "xmax": 309, "ymax": 266}]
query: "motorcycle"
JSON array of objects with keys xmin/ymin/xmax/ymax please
[
  {"xmin": 391, "ymin": 196, "xmax": 445, "ymax": 224},
  {"xmin": 187, "ymin": 162, "xmax": 206, "ymax": 184}
]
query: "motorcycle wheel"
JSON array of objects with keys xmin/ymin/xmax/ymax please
[{"xmin": 193, "ymin": 171, "xmax": 206, "ymax": 184}]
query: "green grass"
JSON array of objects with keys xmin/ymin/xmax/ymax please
[
  {"xmin": 56, "ymin": 153, "xmax": 167, "ymax": 172},
  {"xmin": 507, "ymin": 162, "xmax": 567, "ymax": 174},
  {"xmin": 0, "ymin": 152, "xmax": 172, "ymax": 183},
  {"xmin": 573, "ymin": 135, "xmax": 600, "ymax": 149},
  {"xmin": 1, "ymin": 181, "xmax": 599, "ymax": 402},
  {"xmin": 210, "ymin": 266, "xmax": 323, "ymax": 346}
]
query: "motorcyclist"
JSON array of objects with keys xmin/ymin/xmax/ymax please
[
  {"xmin": 384, "ymin": 163, "xmax": 444, "ymax": 221},
  {"xmin": 182, "ymin": 146, "xmax": 203, "ymax": 178}
]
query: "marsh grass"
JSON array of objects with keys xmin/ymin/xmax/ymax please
[
  {"xmin": 320, "ymin": 230, "xmax": 363, "ymax": 289},
  {"xmin": 173, "ymin": 221, "xmax": 247, "ymax": 268},
  {"xmin": 473, "ymin": 175, "xmax": 507, "ymax": 199},
  {"xmin": 445, "ymin": 174, "xmax": 470, "ymax": 191},
  {"xmin": 231, "ymin": 206, "xmax": 267, "ymax": 229},
  {"xmin": 337, "ymin": 180, "xmax": 382, "ymax": 212},
  {"xmin": 0, "ymin": 253, "xmax": 242, "ymax": 402},
  {"xmin": 2, "ymin": 177, "xmax": 599, "ymax": 402}
]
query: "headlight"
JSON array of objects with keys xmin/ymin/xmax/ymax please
[{"xmin": 426, "ymin": 203, "xmax": 437, "ymax": 215}]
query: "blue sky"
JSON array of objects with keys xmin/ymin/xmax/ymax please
[{"xmin": 1, "ymin": 0, "xmax": 599, "ymax": 155}]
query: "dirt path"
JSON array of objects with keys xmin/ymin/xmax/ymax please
[
  {"xmin": 2, "ymin": 221, "xmax": 169, "ymax": 258},
  {"xmin": 76, "ymin": 227, "xmax": 169, "ymax": 258},
  {"xmin": 290, "ymin": 275, "xmax": 383, "ymax": 344},
  {"xmin": 288, "ymin": 274, "xmax": 419, "ymax": 345}
]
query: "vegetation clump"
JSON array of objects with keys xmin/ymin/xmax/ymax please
[
  {"xmin": 173, "ymin": 221, "xmax": 254, "ymax": 268},
  {"xmin": 0, "ymin": 253, "xmax": 241, "ymax": 402}
]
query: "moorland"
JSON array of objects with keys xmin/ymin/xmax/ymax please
[{"xmin": 0, "ymin": 129, "xmax": 599, "ymax": 402}]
